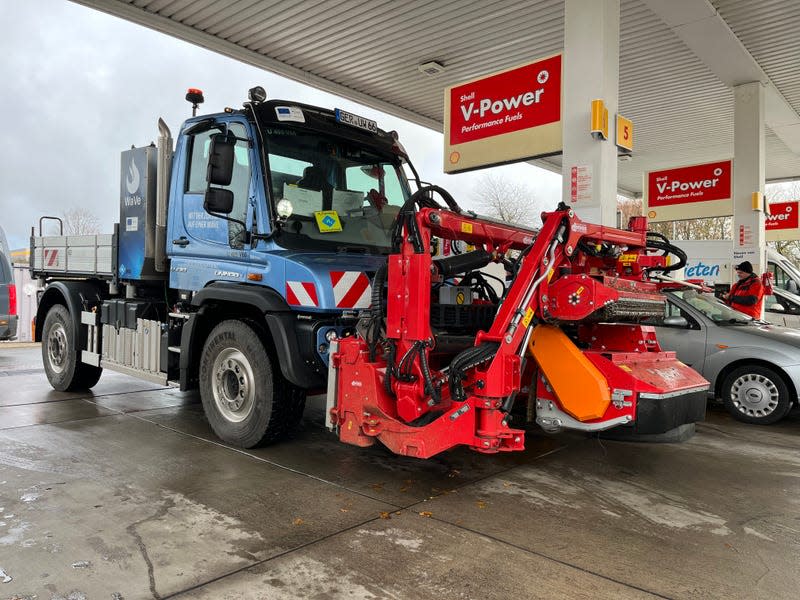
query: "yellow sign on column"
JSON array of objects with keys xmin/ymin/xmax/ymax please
[
  {"xmin": 590, "ymin": 99, "xmax": 608, "ymax": 140},
  {"xmin": 616, "ymin": 114, "xmax": 633, "ymax": 151}
]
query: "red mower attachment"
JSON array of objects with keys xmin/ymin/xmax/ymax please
[{"xmin": 327, "ymin": 193, "xmax": 709, "ymax": 458}]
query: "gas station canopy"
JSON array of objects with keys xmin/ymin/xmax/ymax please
[{"xmin": 73, "ymin": 0, "xmax": 800, "ymax": 197}]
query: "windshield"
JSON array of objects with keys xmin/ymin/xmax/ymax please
[
  {"xmin": 263, "ymin": 125, "xmax": 409, "ymax": 253},
  {"xmin": 671, "ymin": 289, "xmax": 754, "ymax": 323}
]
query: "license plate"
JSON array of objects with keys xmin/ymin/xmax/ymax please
[{"xmin": 335, "ymin": 109, "xmax": 378, "ymax": 133}]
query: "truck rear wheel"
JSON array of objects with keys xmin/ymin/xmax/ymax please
[
  {"xmin": 199, "ymin": 319, "xmax": 304, "ymax": 448},
  {"xmin": 41, "ymin": 304, "xmax": 102, "ymax": 391}
]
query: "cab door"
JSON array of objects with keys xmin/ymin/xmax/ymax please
[{"xmin": 168, "ymin": 119, "xmax": 256, "ymax": 290}]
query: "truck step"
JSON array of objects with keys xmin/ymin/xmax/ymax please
[
  {"xmin": 168, "ymin": 346, "xmax": 181, "ymax": 354},
  {"xmin": 169, "ymin": 312, "xmax": 190, "ymax": 320}
]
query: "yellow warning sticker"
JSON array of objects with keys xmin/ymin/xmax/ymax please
[
  {"xmin": 619, "ymin": 253, "xmax": 638, "ymax": 263},
  {"xmin": 314, "ymin": 210, "xmax": 342, "ymax": 233},
  {"xmin": 522, "ymin": 307, "xmax": 534, "ymax": 327},
  {"xmin": 456, "ymin": 291, "xmax": 466, "ymax": 305},
  {"xmin": 619, "ymin": 364, "xmax": 632, "ymax": 372},
  {"xmin": 461, "ymin": 222, "xmax": 473, "ymax": 234}
]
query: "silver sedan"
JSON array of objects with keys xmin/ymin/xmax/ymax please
[{"xmin": 654, "ymin": 289, "xmax": 800, "ymax": 425}]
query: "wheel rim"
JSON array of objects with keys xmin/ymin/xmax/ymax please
[
  {"xmin": 212, "ymin": 348, "xmax": 256, "ymax": 423},
  {"xmin": 730, "ymin": 373, "xmax": 780, "ymax": 418},
  {"xmin": 47, "ymin": 322, "xmax": 68, "ymax": 374}
]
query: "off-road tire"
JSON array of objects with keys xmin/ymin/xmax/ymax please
[
  {"xmin": 41, "ymin": 304, "xmax": 102, "ymax": 392},
  {"xmin": 199, "ymin": 319, "xmax": 304, "ymax": 447}
]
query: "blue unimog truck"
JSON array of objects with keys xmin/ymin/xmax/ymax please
[{"xmin": 31, "ymin": 87, "xmax": 416, "ymax": 447}]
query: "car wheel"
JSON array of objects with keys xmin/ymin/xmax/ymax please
[
  {"xmin": 722, "ymin": 365, "xmax": 792, "ymax": 425},
  {"xmin": 199, "ymin": 319, "xmax": 301, "ymax": 448}
]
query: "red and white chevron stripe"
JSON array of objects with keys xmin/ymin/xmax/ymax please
[
  {"xmin": 330, "ymin": 271, "xmax": 371, "ymax": 309},
  {"xmin": 286, "ymin": 281, "xmax": 319, "ymax": 307}
]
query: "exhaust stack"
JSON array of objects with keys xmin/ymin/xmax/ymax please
[{"xmin": 155, "ymin": 118, "xmax": 173, "ymax": 273}]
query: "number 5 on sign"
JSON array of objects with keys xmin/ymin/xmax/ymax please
[{"xmin": 616, "ymin": 114, "xmax": 633, "ymax": 152}]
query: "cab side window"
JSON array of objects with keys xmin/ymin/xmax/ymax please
[{"xmin": 185, "ymin": 122, "xmax": 251, "ymax": 248}]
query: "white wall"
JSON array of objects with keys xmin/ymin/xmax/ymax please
[{"xmin": 12, "ymin": 266, "xmax": 39, "ymax": 342}]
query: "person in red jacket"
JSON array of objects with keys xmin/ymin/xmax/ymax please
[{"xmin": 723, "ymin": 261, "xmax": 764, "ymax": 319}]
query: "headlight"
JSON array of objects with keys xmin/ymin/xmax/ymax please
[{"xmin": 277, "ymin": 199, "xmax": 293, "ymax": 219}]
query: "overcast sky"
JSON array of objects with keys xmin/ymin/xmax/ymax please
[{"xmin": 0, "ymin": 0, "xmax": 561, "ymax": 250}]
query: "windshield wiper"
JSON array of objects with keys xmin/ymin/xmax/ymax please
[{"xmin": 722, "ymin": 317, "xmax": 753, "ymax": 325}]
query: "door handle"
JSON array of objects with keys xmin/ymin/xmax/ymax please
[{"xmin": 172, "ymin": 237, "xmax": 190, "ymax": 247}]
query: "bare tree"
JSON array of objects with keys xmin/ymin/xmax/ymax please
[
  {"xmin": 647, "ymin": 215, "xmax": 732, "ymax": 240},
  {"xmin": 62, "ymin": 207, "xmax": 101, "ymax": 236},
  {"xmin": 617, "ymin": 196, "xmax": 642, "ymax": 227},
  {"xmin": 616, "ymin": 195, "xmax": 735, "ymax": 239},
  {"xmin": 471, "ymin": 174, "xmax": 543, "ymax": 227}
]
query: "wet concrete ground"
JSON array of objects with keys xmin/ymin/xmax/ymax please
[{"xmin": 1, "ymin": 344, "xmax": 799, "ymax": 599}]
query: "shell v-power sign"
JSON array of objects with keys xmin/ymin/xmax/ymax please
[{"xmin": 444, "ymin": 54, "xmax": 562, "ymax": 173}]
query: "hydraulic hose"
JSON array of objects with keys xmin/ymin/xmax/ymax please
[{"xmin": 645, "ymin": 231, "xmax": 687, "ymax": 274}]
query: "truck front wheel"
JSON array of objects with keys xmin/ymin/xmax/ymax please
[
  {"xmin": 199, "ymin": 319, "xmax": 303, "ymax": 448},
  {"xmin": 41, "ymin": 304, "xmax": 102, "ymax": 391}
]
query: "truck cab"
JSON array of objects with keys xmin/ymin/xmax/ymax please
[
  {"xmin": 163, "ymin": 100, "xmax": 413, "ymax": 386},
  {"xmin": 167, "ymin": 101, "xmax": 410, "ymax": 286},
  {"xmin": 766, "ymin": 248, "xmax": 800, "ymax": 294}
]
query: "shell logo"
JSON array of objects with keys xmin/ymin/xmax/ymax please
[
  {"xmin": 648, "ymin": 210, "xmax": 657, "ymax": 219},
  {"xmin": 449, "ymin": 151, "xmax": 461, "ymax": 164}
]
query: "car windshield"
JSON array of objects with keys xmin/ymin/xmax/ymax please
[
  {"xmin": 670, "ymin": 289, "xmax": 754, "ymax": 323},
  {"xmin": 264, "ymin": 125, "xmax": 409, "ymax": 253}
]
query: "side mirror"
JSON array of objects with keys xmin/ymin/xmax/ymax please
[
  {"xmin": 768, "ymin": 303, "xmax": 785, "ymax": 313},
  {"xmin": 663, "ymin": 315, "xmax": 689, "ymax": 328},
  {"xmin": 204, "ymin": 187, "xmax": 234, "ymax": 214},
  {"xmin": 207, "ymin": 132, "xmax": 236, "ymax": 186}
]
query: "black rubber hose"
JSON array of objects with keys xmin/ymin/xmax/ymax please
[
  {"xmin": 367, "ymin": 261, "xmax": 389, "ymax": 362},
  {"xmin": 384, "ymin": 341, "xmax": 396, "ymax": 395},
  {"xmin": 371, "ymin": 262, "xmax": 388, "ymax": 314},
  {"xmin": 418, "ymin": 341, "xmax": 440, "ymax": 404},
  {"xmin": 645, "ymin": 233, "xmax": 687, "ymax": 273},
  {"xmin": 433, "ymin": 250, "xmax": 492, "ymax": 279}
]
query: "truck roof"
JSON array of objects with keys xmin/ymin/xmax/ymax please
[{"xmin": 183, "ymin": 99, "xmax": 403, "ymax": 157}]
